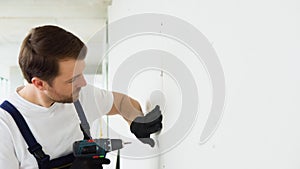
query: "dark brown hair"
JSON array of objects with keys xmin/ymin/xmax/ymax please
[{"xmin": 19, "ymin": 25, "xmax": 87, "ymax": 85}]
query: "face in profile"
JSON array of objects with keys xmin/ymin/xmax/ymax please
[{"xmin": 44, "ymin": 59, "xmax": 87, "ymax": 103}]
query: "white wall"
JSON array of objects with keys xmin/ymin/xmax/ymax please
[
  {"xmin": 9, "ymin": 66, "xmax": 24, "ymax": 93},
  {"xmin": 0, "ymin": 66, "xmax": 23, "ymax": 101},
  {"xmin": 105, "ymin": 0, "xmax": 300, "ymax": 169}
]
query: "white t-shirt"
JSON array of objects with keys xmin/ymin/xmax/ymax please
[{"xmin": 0, "ymin": 84, "xmax": 113, "ymax": 169}]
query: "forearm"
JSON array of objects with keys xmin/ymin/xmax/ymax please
[
  {"xmin": 108, "ymin": 92, "xmax": 144, "ymax": 124},
  {"xmin": 108, "ymin": 92, "xmax": 163, "ymax": 147}
]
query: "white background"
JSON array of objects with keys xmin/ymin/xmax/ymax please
[
  {"xmin": 0, "ymin": 0, "xmax": 299, "ymax": 169},
  {"xmin": 105, "ymin": 0, "xmax": 300, "ymax": 169}
]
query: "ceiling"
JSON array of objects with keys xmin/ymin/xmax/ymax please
[{"xmin": 0, "ymin": 0, "xmax": 111, "ymax": 73}]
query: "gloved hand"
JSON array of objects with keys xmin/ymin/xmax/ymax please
[
  {"xmin": 69, "ymin": 157, "xmax": 110, "ymax": 169},
  {"xmin": 130, "ymin": 105, "xmax": 163, "ymax": 147}
]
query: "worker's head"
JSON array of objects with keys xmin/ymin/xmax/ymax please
[
  {"xmin": 19, "ymin": 25, "xmax": 87, "ymax": 85},
  {"xmin": 19, "ymin": 25, "xmax": 87, "ymax": 103}
]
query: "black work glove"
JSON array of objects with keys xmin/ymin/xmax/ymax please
[
  {"xmin": 130, "ymin": 105, "xmax": 163, "ymax": 147},
  {"xmin": 69, "ymin": 157, "xmax": 110, "ymax": 169}
]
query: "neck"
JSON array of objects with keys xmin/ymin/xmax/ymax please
[{"xmin": 18, "ymin": 84, "xmax": 55, "ymax": 108}]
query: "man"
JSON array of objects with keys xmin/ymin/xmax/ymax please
[{"xmin": 0, "ymin": 25, "xmax": 162, "ymax": 169}]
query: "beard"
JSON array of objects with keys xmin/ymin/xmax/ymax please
[{"xmin": 46, "ymin": 87, "xmax": 81, "ymax": 103}]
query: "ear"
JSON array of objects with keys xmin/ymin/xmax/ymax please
[{"xmin": 31, "ymin": 77, "xmax": 47, "ymax": 91}]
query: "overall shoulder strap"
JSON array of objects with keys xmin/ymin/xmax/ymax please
[
  {"xmin": 0, "ymin": 100, "xmax": 51, "ymax": 169},
  {"xmin": 73, "ymin": 100, "xmax": 92, "ymax": 140},
  {"xmin": 0, "ymin": 100, "xmax": 92, "ymax": 169}
]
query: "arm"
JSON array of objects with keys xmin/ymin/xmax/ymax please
[
  {"xmin": 0, "ymin": 117, "xmax": 19, "ymax": 169},
  {"xmin": 106, "ymin": 92, "xmax": 162, "ymax": 147},
  {"xmin": 107, "ymin": 92, "xmax": 144, "ymax": 124}
]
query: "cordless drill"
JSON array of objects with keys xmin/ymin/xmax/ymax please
[{"xmin": 73, "ymin": 138, "xmax": 129, "ymax": 158}]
